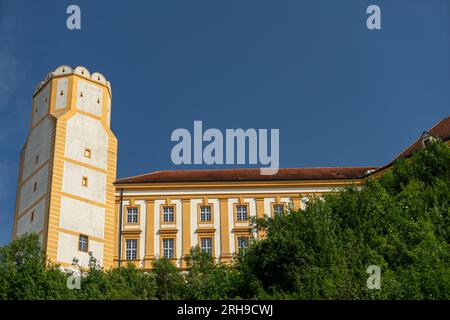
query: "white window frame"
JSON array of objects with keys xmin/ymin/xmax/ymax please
[
  {"xmin": 163, "ymin": 206, "xmax": 175, "ymax": 222},
  {"xmin": 162, "ymin": 238, "xmax": 174, "ymax": 259},
  {"xmin": 237, "ymin": 236, "xmax": 249, "ymax": 254},
  {"xmin": 126, "ymin": 207, "xmax": 138, "ymax": 224},
  {"xmin": 200, "ymin": 237, "xmax": 213, "ymax": 255},
  {"xmin": 200, "ymin": 205, "xmax": 212, "ymax": 222},
  {"xmin": 273, "ymin": 204, "xmax": 285, "ymax": 216},
  {"xmin": 236, "ymin": 205, "xmax": 248, "ymax": 221},
  {"xmin": 79, "ymin": 234, "xmax": 88, "ymax": 252},
  {"xmin": 125, "ymin": 239, "xmax": 138, "ymax": 260}
]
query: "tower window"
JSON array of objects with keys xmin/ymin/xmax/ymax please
[
  {"xmin": 125, "ymin": 239, "xmax": 138, "ymax": 260},
  {"xmin": 78, "ymin": 234, "xmax": 88, "ymax": 252},
  {"xmin": 97, "ymin": 98, "xmax": 100, "ymax": 104},
  {"xmin": 60, "ymin": 90, "xmax": 64, "ymax": 96},
  {"xmin": 84, "ymin": 148, "xmax": 92, "ymax": 158},
  {"xmin": 30, "ymin": 211, "xmax": 35, "ymax": 222},
  {"xmin": 33, "ymin": 182, "xmax": 37, "ymax": 192},
  {"xmin": 35, "ymin": 155, "xmax": 39, "ymax": 164},
  {"xmin": 82, "ymin": 176, "xmax": 88, "ymax": 187}
]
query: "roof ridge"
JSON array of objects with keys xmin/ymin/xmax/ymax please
[{"xmin": 116, "ymin": 166, "xmax": 380, "ymax": 180}]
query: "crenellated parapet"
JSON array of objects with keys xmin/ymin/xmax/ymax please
[{"xmin": 34, "ymin": 65, "xmax": 112, "ymax": 97}]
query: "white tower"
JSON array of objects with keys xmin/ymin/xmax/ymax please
[{"xmin": 13, "ymin": 66, "xmax": 118, "ymax": 268}]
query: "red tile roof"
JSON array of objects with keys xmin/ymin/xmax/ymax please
[
  {"xmin": 374, "ymin": 116, "xmax": 450, "ymax": 172},
  {"xmin": 395, "ymin": 116, "xmax": 450, "ymax": 160},
  {"xmin": 115, "ymin": 167, "xmax": 378, "ymax": 184}
]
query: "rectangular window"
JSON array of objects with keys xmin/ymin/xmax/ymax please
[
  {"xmin": 35, "ymin": 155, "xmax": 39, "ymax": 164},
  {"xmin": 200, "ymin": 205, "xmax": 212, "ymax": 222},
  {"xmin": 30, "ymin": 211, "xmax": 35, "ymax": 222},
  {"xmin": 84, "ymin": 148, "xmax": 92, "ymax": 158},
  {"xmin": 236, "ymin": 205, "xmax": 248, "ymax": 221},
  {"xmin": 200, "ymin": 237, "xmax": 213, "ymax": 256},
  {"xmin": 273, "ymin": 204, "xmax": 285, "ymax": 217},
  {"xmin": 126, "ymin": 207, "xmax": 139, "ymax": 224},
  {"xmin": 162, "ymin": 238, "xmax": 174, "ymax": 259},
  {"xmin": 163, "ymin": 206, "xmax": 175, "ymax": 223},
  {"xmin": 237, "ymin": 237, "xmax": 249, "ymax": 254},
  {"xmin": 82, "ymin": 176, "xmax": 88, "ymax": 187},
  {"xmin": 125, "ymin": 239, "xmax": 138, "ymax": 260},
  {"xmin": 79, "ymin": 234, "xmax": 88, "ymax": 252}
]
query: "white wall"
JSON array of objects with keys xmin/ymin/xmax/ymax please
[
  {"xmin": 32, "ymin": 84, "xmax": 50, "ymax": 127},
  {"xmin": 22, "ymin": 116, "xmax": 53, "ymax": 181},
  {"xmin": 59, "ymin": 196, "xmax": 105, "ymax": 238},
  {"xmin": 55, "ymin": 78, "xmax": 68, "ymax": 110},
  {"xmin": 56, "ymin": 232, "xmax": 104, "ymax": 267},
  {"xmin": 62, "ymin": 161, "xmax": 106, "ymax": 204},
  {"xmin": 65, "ymin": 113, "xmax": 108, "ymax": 170},
  {"xmin": 16, "ymin": 197, "xmax": 46, "ymax": 237},
  {"xmin": 18, "ymin": 163, "xmax": 49, "ymax": 214},
  {"xmin": 76, "ymin": 79, "xmax": 103, "ymax": 117}
]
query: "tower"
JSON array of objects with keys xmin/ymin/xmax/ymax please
[{"xmin": 13, "ymin": 65, "xmax": 118, "ymax": 269}]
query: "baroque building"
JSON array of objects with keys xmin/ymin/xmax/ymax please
[{"xmin": 13, "ymin": 66, "xmax": 450, "ymax": 270}]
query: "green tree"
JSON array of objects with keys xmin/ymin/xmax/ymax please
[
  {"xmin": 0, "ymin": 233, "xmax": 74, "ymax": 300},
  {"xmin": 238, "ymin": 141, "xmax": 450, "ymax": 299},
  {"xmin": 184, "ymin": 246, "xmax": 239, "ymax": 299},
  {"xmin": 152, "ymin": 258, "xmax": 185, "ymax": 299}
]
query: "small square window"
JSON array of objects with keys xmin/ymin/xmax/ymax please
[
  {"xmin": 84, "ymin": 148, "xmax": 92, "ymax": 158},
  {"xmin": 79, "ymin": 234, "xmax": 88, "ymax": 252},
  {"xmin": 82, "ymin": 176, "xmax": 88, "ymax": 187}
]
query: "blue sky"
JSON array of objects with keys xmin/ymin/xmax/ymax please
[{"xmin": 0, "ymin": 0, "xmax": 449, "ymax": 245}]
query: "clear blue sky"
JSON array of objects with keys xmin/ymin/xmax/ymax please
[{"xmin": 0, "ymin": 0, "xmax": 449, "ymax": 245}]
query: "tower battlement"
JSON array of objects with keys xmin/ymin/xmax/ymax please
[{"xmin": 34, "ymin": 65, "xmax": 111, "ymax": 96}]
